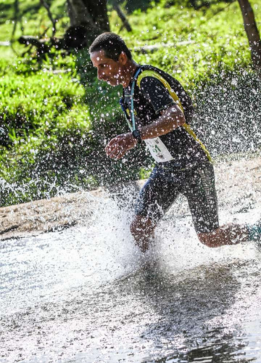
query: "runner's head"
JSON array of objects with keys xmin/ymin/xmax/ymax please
[{"xmin": 89, "ymin": 32, "xmax": 134, "ymax": 87}]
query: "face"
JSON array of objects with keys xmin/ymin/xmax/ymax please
[{"xmin": 90, "ymin": 50, "xmax": 127, "ymax": 86}]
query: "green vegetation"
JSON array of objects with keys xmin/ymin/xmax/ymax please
[{"xmin": 0, "ymin": 0, "xmax": 261, "ymax": 206}]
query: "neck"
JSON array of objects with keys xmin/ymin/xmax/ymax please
[{"xmin": 122, "ymin": 60, "xmax": 139, "ymax": 88}]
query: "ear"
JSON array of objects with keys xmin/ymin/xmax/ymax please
[{"xmin": 118, "ymin": 51, "xmax": 128, "ymax": 65}]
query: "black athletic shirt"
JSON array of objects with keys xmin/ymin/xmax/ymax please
[{"xmin": 122, "ymin": 65, "xmax": 210, "ymax": 169}]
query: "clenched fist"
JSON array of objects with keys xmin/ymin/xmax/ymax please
[{"xmin": 105, "ymin": 133, "xmax": 137, "ymax": 160}]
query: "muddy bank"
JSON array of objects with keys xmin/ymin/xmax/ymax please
[
  {"xmin": 0, "ymin": 156, "xmax": 261, "ymax": 241},
  {"xmin": 0, "ymin": 181, "xmax": 143, "ymax": 241},
  {"xmin": 0, "ymin": 188, "xmax": 103, "ymax": 240}
]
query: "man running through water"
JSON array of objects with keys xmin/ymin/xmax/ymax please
[{"xmin": 90, "ymin": 32, "xmax": 261, "ymax": 252}]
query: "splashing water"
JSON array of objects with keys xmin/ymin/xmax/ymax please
[
  {"xmin": 1, "ymin": 74, "xmax": 261, "ymax": 362},
  {"xmin": 1, "ymin": 185, "xmax": 261, "ymax": 363}
]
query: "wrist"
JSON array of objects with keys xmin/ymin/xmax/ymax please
[{"xmin": 132, "ymin": 129, "xmax": 142, "ymax": 144}]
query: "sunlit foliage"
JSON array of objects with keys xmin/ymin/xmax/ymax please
[{"xmin": 0, "ymin": 0, "xmax": 261, "ymax": 206}]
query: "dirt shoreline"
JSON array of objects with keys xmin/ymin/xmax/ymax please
[{"xmin": 1, "ymin": 157, "xmax": 261, "ymax": 241}]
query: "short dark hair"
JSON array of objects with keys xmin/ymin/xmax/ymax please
[{"xmin": 89, "ymin": 32, "xmax": 132, "ymax": 61}]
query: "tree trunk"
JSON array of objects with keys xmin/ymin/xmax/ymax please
[
  {"xmin": 238, "ymin": 0, "xmax": 261, "ymax": 70},
  {"xmin": 83, "ymin": 0, "xmax": 110, "ymax": 32},
  {"xmin": 67, "ymin": 0, "xmax": 110, "ymax": 32},
  {"xmin": 65, "ymin": 0, "xmax": 110, "ymax": 48}
]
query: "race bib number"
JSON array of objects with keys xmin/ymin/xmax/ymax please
[{"xmin": 145, "ymin": 137, "xmax": 174, "ymax": 163}]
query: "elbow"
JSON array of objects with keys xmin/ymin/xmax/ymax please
[
  {"xmin": 172, "ymin": 113, "xmax": 186, "ymax": 128},
  {"xmin": 175, "ymin": 108, "xmax": 186, "ymax": 126},
  {"xmin": 168, "ymin": 107, "xmax": 186, "ymax": 128},
  {"xmin": 179, "ymin": 117, "xmax": 186, "ymax": 127}
]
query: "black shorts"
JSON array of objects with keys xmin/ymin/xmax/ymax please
[{"xmin": 135, "ymin": 161, "xmax": 219, "ymax": 234}]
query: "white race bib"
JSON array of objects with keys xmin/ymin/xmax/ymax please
[{"xmin": 145, "ymin": 137, "xmax": 174, "ymax": 163}]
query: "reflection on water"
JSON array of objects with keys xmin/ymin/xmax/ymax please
[
  {"xmin": 0, "ymin": 195, "xmax": 261, "ymax": 363},
  {"xmin": 126, "ymin": 261, "xmax": 260, "ymax": 363}
]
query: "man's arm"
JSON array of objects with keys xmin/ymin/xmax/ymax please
[
  {"xmin": 105, "ymin": 103, "xmax": 185, "ymax": 160},
  {"xmin": 139, "ymin": 103, "xmax": 185, "ymax": 140}
]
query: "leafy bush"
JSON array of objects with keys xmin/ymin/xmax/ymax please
[{"xmin": 0, "ymin": 0, "xmax": 261, "ymax": 206}]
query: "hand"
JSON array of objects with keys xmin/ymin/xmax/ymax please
[{"xmin": 105, "ymin": 133, "xmax": 137, "ymax": 160}]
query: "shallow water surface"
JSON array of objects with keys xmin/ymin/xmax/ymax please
[{"xmin": 1, "ymin": 194, "xmax": 261, "ymax": 363}]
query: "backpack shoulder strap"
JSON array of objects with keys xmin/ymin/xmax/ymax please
[
  {"xmin": 137, "ymin": 65, "xmax": 194, "ymax": 123},
  {"xmin": 137, "ymin": 67, "xmax": 184, "ymax": 114}
]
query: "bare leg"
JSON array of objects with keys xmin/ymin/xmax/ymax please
[
  {"xmin": 130, "ymin": 215, "xmax": 156, "ymax": 253},
  {"xmin": 197, "ymin": 224, "xmax": 249, "ymax": 248}
]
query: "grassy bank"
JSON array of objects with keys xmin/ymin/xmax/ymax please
[{"xmin": 0, "ymin": 0, "xmax": 261, "ymax": 206}]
